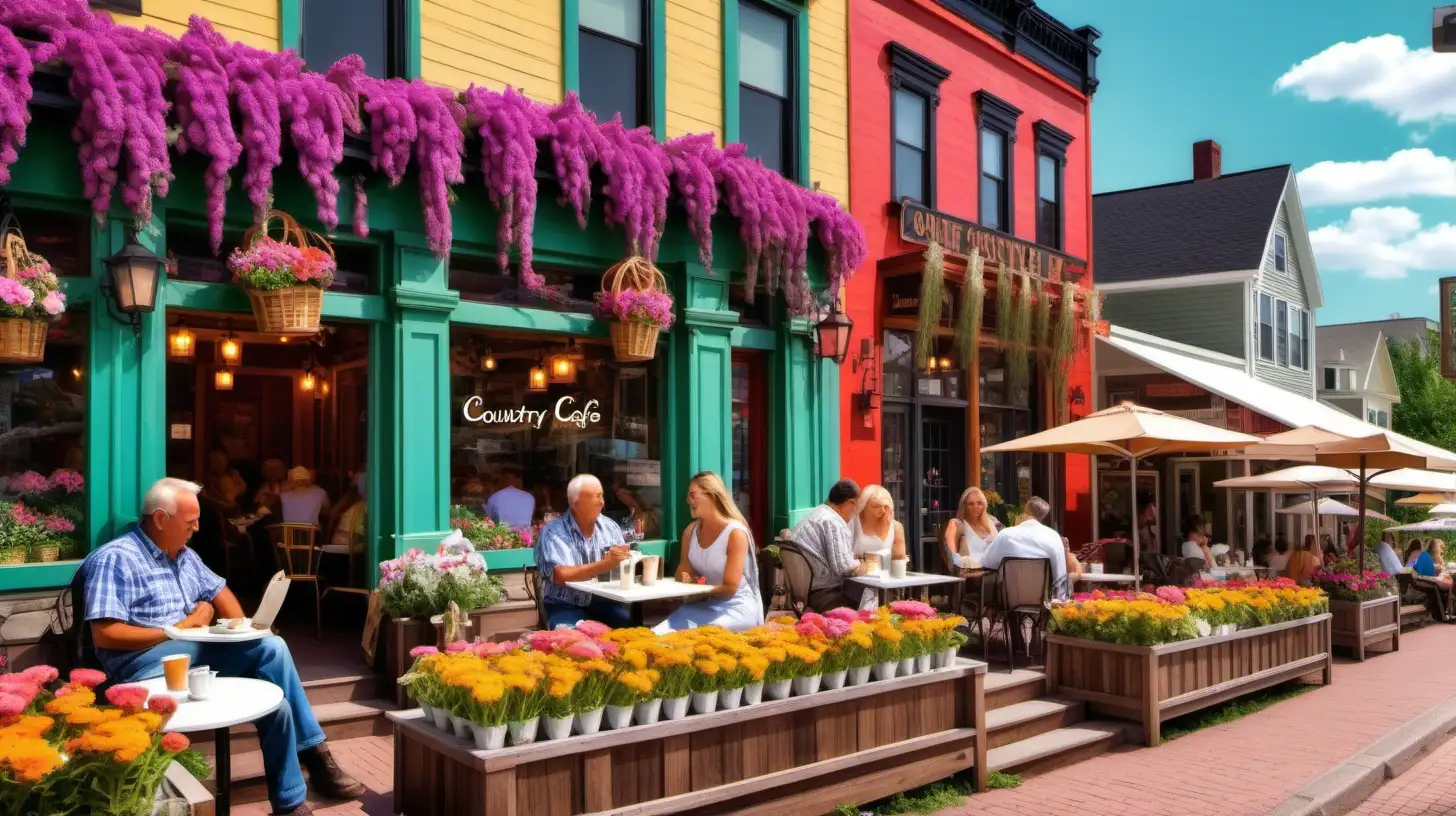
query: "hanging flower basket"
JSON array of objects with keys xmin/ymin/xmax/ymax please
[
  {"xmin": 0, "ymin": 213, "xmax": 67, "ymax": 365},
  {"xmin": 594, "ymin": 256, "xmax": 674, "ymax": 363},
  {"xmin": 228, "ymin": 209, "xmax": 336, "ymax": 336}
]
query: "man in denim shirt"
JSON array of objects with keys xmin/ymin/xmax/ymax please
[{"xmin": 534, "ymin": 474, "xmax": 633, "ymax": 628}]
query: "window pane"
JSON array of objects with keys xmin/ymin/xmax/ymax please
[
  {"xmin": 1038, "ymin": 199, "xmax": 1060, "ymax": 248},
  {"xmin": 1275, "ymin": 235, "xmax": 1286, "ymax": 271},
  {"xmin": 1038, "ymin": 155, "xmax": 1058, "ymax": 201},
  {"xmin": 739, "ymin": 2, "xmax": 788, "ymax": 97},
  {"xmin": 980, "ymin": 177, "xmax": 1003, "ymax": 230},
  {"xmin": 981, "ymin": 129, "xmax": 1003, "ymax": 179},
  {"xmin": 893, "ymin": 144, "xmax": 925, "ymax": 203},
  {"xmin": 581, "ymin": 0, "xmax": 642, "ymax": 43},
  {"xmin": 14, "ymin": 208, "xmax": 89, "ymax": 277},
  {"xmin": 1324, "ymin": 368, "xmax": 1336, "ymax": 390},
  {"xmin": 882, "ymin": 330, "xmax": 913, "ymax": 398},
  {"xmin": 0, "ymin": 311, "xmax": 88, "ymax": 563},
  {"xmin": 740, "ymin": 86, "xmax": 785, "ymax": 173},
  {"xmin": 1276, "ymin": 303, "xmax": 1288, "ymax": 366},
  {"xmin": 579, "ymin": 31, "xmax": 645, "ymax": 128},
  {"xmin": 894, "ymin": 90, "xmax": 925, "ymax": 148},
  {"xmin": 302, "ymin": 0, "xmax": 388, "ymax": 78}
]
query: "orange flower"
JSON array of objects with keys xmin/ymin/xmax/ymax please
[{"xmin": 0, "ymin": 737, "xmax": 63, "ymax": 782}]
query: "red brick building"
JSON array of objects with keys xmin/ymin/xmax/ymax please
[{"xmin": 840, "ymin": 0, "xmax": 1100, "ymax": 559}]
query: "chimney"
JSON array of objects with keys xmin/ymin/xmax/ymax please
[{"xmin": 1193, "ymin": 139, "xmax": 1221, "ymax": 181}]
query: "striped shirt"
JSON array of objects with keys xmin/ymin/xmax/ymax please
[
  {"xmin": 790, "ymin": 504, "xmax": 857, "ymax": 591},
  {"xmin": 534, "ymin": 512, "xmax": 624, "ymax": 607}
]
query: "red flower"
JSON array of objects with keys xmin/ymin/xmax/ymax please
[
  {"xmin": 68, "ymin": 669, "xmax": 106, "ymax": 689},
  {"xmin": 161, "ymin": 732, "xmax": 190, "ymax": 752},
  {"xmin": 104, "ymin": 684, "xmax": 149, "ymax": 714}
]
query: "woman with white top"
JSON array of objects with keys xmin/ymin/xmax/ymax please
[
  {"xmin": 944, "ymin": 487, "xmax": 1001, "ymax": 569},
  {"xmin": 848, "ymin": 485, "xmax": 908, "ymax": 610},
  {"xmin": 655, "ymin": 472, "xmax": 763, "ymax": 633},
  {"xmin": 279, "ymin": 466, "xmax": 331, "ymax": 526}
]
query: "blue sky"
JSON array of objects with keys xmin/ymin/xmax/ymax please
[{"xmin": 1038, "ymin": 0, "xmax": 1456, "ymax": 325}]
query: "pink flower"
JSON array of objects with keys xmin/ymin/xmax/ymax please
[
  {"xmin": 11, "ymin": 471, "xmax": 49, "ymax": 495},
  {"xmin": 146, "ymin": 694, "xmax": 177, "ymax": 716},
  {"xmin": 161, "ymin": 732, "xmax": 190, "ymax": 752},
  {"xmin": 444, "ymin": 641, "xmax": 470, "ymax": 654},
  {"xmin": 10, "ymin": 503, "xmax": 39, "ymax": 526},
  {"xmin": 44, "ymin": 516, "xmax": 75, "ymax": 533},
  {"xmin": 794, "ymin": 621, "xmax": 826, "ymax": 639},
  {"xmin": 41, "ymin": 291, "xmax": 65, "ymax": 316},
  {"xmin": 824, "ymin": 619, "xmax": 851, "ymax": 638},
  {"xmin": 593, "ymin": 639, "xmax": 619, "ymax": 656},
  {"xmin": 105, "ymin": 684, "xmax": 149, "ymax": 713},
  {"xmin": 575, "ymin": 620, "xmax": 611, "ymax": 638},
  {"xmin": 68, "ymin": 669, "xmax": 106, "ymax": 688},
  {"xmin": 825, "ymin": 608, "xmax": 860, "ymax": 623},
  {"xmin": 19, "ymin": 665, "xmax": 58, "ymax": 686},
  {"xmin": 888, "ymin": 600, "xmax": 936, "ymax": 620},
  {"xmin": 0, "ymin": 692, "xmax": 27, "ymax": 719},
  {"xmin": 472, "ymin": 641, "xmax": 510, "ymax": 658},
  {"xmin": 48, "ymin": 470, "xmax": 83, "ymax": 494},
  {"xmin": 565, "ymin": 640, "xmax": 604, "ymax": 660},
  {"xmin": 409, "ymin": 645, "xmax": 439, "ymax": 658},
  {"xmin": 0, "ymin": 277, "xmax": 33, "ymax": 308},
  {"xmin": 1155, "ymin": 586, "xmax": 1186, "ymax": 605}
]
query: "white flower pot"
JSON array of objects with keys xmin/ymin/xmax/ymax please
[
  {"xmin": 941, "ymin": 647, "xmax": 959, "ymax": 668},
  {"xmin": 848, "ymin": 666, "xmax": 872, "ymax": 686},
  {"xmin": 690, "ymin": 691, "xmax": 718, "ymax": 715},
  {"xmin": 574, "ymin": 707, "xmax": 605, "ymax": 736},
  {"xmin": 450, "ymin": 715, "xmax": 472, "ymax": 741},
  {"xmin": 430, "ymin": 707, "xmax": 451, "ymax": 732},
  {"xmin": 472, "ymin": 723, "xmax": 507, "ymax": 750},
  {"xmin": 605, "ymin": 705, "xmax": 634, "ymax": 730},
  {"xmin": 821, "ymin": 669, "xmax": 847, "ymax": 691},
  {"xmin": 765, "ymin": 679, "xmax": 792, "ymax": 700},
  {"xmin": 543, "ymin": 714, "xmax": 574, "ymax": 741},
  {"xmin": 661, "ymin": 696, "xmax": 690, "ymax": 720},
  {"xmin": 742, "ymin": 682, "xmax": 764, "ymax": 705},
  {"xmin": 507, "ymin": 717, "xmax": 539, "ymax": 746},
  {"xmin": 873, "ymin": 661, "xmax": 897, "ymax": 682},
  {"xmin": 418, "ymin": 703, "xmax": 434, "ymax": 719},
  {"xmin": 915, "ymin": 655, "xmax": 932, "ymax": 674},
  {"xmin": 898, "ymin": 657, "xmax": 915, "ymax": 677},
  {"xmin": 633, "ymin": 699, "xmax": 661, "ymax": 725},
  {"xmin": 792, "ymin": 675, "xmax": 821, "ymax": 696},
  {"xmin": 718, "ymin": 686, "xmax": 744, "ymax": 710}
]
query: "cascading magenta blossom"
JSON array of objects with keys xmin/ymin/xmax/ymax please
[
  {"xmin": 595, "ymin": 119, "xmax": 670, "ymax": 260},
  {"xmin": 351, "ymin": 176, "xmax": 369, "ymax": 237},
  {"xmin": 0, "ymin": 24, "xmax": 34, "ymax": 186},
  {"xmin": 279, "ymin": 53, "xmax": 363, "ymax": 229},
  {"xmin": 174, "ymin": 18, "xmax": 241, "ymax": 253},
  {"xmin": 223, "ymin": 36, "xmax": 285, "ymax": 222},
  {"xmin": 664, "ymin": 134, "xmax": 736, "ymax": 271},
  {"xmin": 543, "ymin": 93, "xmax": 602, "ymax": 231},
  {"xmin": 462, "ymin": 85, "xmax": 550, "ymax": 284},
  {"xmin": 360, "ymin": 76, "xmax": 464, "ymax": 255}
]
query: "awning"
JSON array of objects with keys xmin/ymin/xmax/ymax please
[{"xmin": 1099, "ymin": 328, "xmax": 1456, "ymax": 464}]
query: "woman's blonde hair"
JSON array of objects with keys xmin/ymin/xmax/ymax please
[
  {"xmin": 956, "ymin": 487, "xmax": 993, "ymax": 528},
  {"xmin": 689, "ymin": 471, "xmax": 751, "ymax": 535},
  {"xmin": 853, "ymin": 485, "xmax": 894, "ymax": 521}
]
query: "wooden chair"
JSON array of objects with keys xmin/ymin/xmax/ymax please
[
  {"xmin": 987, "ymin": 557, "xmax": 1051, "ymax": 671},
  {"xmin": 775, "ymin": 541, "xmax": 813, "ymax": 615},
  {"xmin": 268, "ymin": 523, "xmax": 323, "ymax": 639},
  {"xmin": 321, "ymin": 505, "xmax": 370, "ymax": 602}
]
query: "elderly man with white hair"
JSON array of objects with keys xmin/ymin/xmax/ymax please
[
  {"xmin": 533, "ymin": 473, "xmax": 633, "ymax": 629},
  {"xmin": 80, "ymin": 478, "xmax": 362, "ymax": 815}
]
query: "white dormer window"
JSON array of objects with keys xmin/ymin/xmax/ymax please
[
  {"xmin": 1323, "ymin": 366, "xmax": 1356, "ymax": 391},
  {"xmin": 1274, "ymin": 234, "xmax": 1287, "ymax": 273}
]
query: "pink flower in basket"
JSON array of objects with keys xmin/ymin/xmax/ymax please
[
  {"xmin": 43, "ymin": 515, "xmax": 74, "ymax": 534},
  {"xmin": 16, "ymin": 260, "xmax": 48, "ymax": 279},
  {"xmin": 10, "ymin": 503, "xmax": 38, "ymax": 526},
  {"xmin": 0, "ymin": 277, "xmax": 33, "ymax": 308},
  {"xmin": 593, "ymin": 289, "xmax": 676, "ymax": 330},
  {"xmin": 41, "ymin": 291, "xmax": 65, "ymax": 316}
]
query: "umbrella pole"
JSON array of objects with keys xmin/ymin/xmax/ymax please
[
  {"xmin": 1356, "ymin": 454, "xmax": 1368, "ymax": 578},
  {"xmin": 1311, "ymin": 488, "xmax": 1319, "ymax": 552},
  {"xmin": 1131, "ymin": 455, "xmax": 1141, "ymax": 591}
]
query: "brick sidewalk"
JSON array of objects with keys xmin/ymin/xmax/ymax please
[
  {"xmin": 940, "ymin": 624, "xmax": 1456, "ymax": 816},
  {"xmin": 234, "ymin": 736, "xmax": 393, "ymax": 816},
  {"xmin": 1350, "ymin": 728, "xmax": 1456, "ymax": 816}
]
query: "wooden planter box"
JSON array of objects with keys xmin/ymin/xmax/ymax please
[
  {"xmin": 160, "ymin": 760, "xmax": 215, "ymax": 816},
  {"xmin": 383, "ymin": 600, "xmax": 539, "ymax": 707},
  {"xmin": 389, "ymin": 660, "xmax": 988, "ymax": 816},
  {"xmin": 1046, "ymin": 613, "xmax": 1333, "ymax": 747},
  {"xmin": 1329, "ymin": 595, "xmax": 1400, "ymax": 661}
]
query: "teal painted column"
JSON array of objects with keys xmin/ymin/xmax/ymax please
[{"xmin": 770, "ymin": 315, "xmax": 838, "ymax": 531}]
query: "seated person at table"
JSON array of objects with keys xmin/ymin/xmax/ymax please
[
  {"xmin": 789, "ymin": 479, "xmax": 865, "ymax": 612},
  {"xmin": 1181, "ymin": 527, "xmax": 1214, "ymax": 568},
  {"xmin": 534, "ymin": 474, "xmax": 633, "ymax": 629},
  {"xmin": 1062, "ymin": 536, "xmax": 1081, "ymax": 579},
  {"xmin": 485, "ymin": 463, "xmax": 535, "ymax": 528},
  {"xmin": 654, "ymin": 472, "xmax": 763, "ymax": 633},
  {"xmin": 850, "ymin": 485, "xmax": 908, "ymax": 610},
  {"xmin": 1377, "ymin": 531, "xmax": 1404, "ymax": 575},
  {"xmin": 1252, "ymin": 538, "xmax": 1273, "ymax": 568},
  {"xmin": 982, "ymin": 496, "xmax": 1069, "ymax": 599},
  {"xmin": 1284, "ymin": 535, "xmax": 1321, "ymax": 585},
  {"xmin": 1268, "ymin": 537, "xmax": 1291, "ymax": 572},
  {"xmin": 280, "ymin": 466, "xmax": 331, "ymax": 526},
  {"xmin": 1413, "ymin": 539, "xmax": 1456, "ymax": 611},
  {"xmin": 81, "ymin": 478, "xmax": 362, "ymax": 816},
  {"xmin": 944, "ymin": 487, "xmax": 1001, "ymax": 568},
  {"xmin": 1406, "ymin": 540, "xmax": 1426, "ymax": 568}
]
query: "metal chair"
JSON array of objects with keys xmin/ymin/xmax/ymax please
[
  {"xmin": 268, "ymin": 523, "xmax": 323, "ymax": 639},
  {"xmin": 524, "ymin": 564, "xmax": 546, "ymax": 630},
  {"xmin": 775, "ymin": 541, "xmax": 813, "ymax": 616},
  {"xmin": 321, "ymin": 504, "xmax": 369, "ymax": 602},
  {"xmin": 988, "ymin": 557, "xmax": 1051, "ymax": 671}
]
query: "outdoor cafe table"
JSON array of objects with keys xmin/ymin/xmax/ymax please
[
  {"xmin": 565, "ymin": 577, "xmax": 714, "ymax": 625},
  {"xmin": 1071, "ymin": 573, "xmax": 1138, "ymax": 588},
  {"xmin": 848, "ymin": 571, "xmax": 964, "ymax": 607}
]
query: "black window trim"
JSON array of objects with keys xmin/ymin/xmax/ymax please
[
  {"xmin": 887, "ymin": 42, "xmax": 950, "ymax": 208},
  {"xmin": 1033, "ymin": 120, "xmax": 1073, "ymax": 250},
  {"xmin": 1257, "ymin": 291, "xmax": 1274, "ymax": 362},
  {"xmin": 89, "ymin": 0, "xmax": 143, "ymax": 14},
  {"xmin": 975, "ymin": 90, "xmax": 1021, "ymax": 234},
  {"xmin": 579, "ymin": 0, "xmax": 654, "ymax": 131},
  {"xmin": 738, "ymin": 0, "xmax": 799, "ymax": 179}
]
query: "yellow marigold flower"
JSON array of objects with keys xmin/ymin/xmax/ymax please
[
  {"xmin": 1, "ymin": 715, "xmax": 54, "ymax": 741},
  {"xmin": 694, "ymin": 659, "xmax": 721, "ymax": 676},
  {"xmin": 0, "ymin": 736, "xmax": 63, "ymax": 783}
]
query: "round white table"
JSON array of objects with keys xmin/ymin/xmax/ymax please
[
  {"xmin": 1073, "ymin": 573, "xmax": 1138, "ymax": 585},
  {"xmin": 138, "ymin": 676, "xmax": 283, "ymax": 815}
]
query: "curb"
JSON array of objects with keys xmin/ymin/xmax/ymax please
[{"xmin": 1270, "ymin": 696, "xmax": 1456, "ymax": 816}]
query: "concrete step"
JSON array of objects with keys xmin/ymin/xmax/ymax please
[
  {"xmin": 986, "ymin": 722, "xmax": 1128, "ymax": 777},
  {"xmin": 984, "ymin": 668, "xmax": 1048, "ymax": 710},
  {"xmin": 191, "ymin": 698, "xmax": 396, "ymax": 759},
  {"xmin": 985, "ymin": 697, "xmax": 1086, "ymax": 750}
]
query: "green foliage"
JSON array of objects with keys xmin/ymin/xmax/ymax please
[
  {"xmin": 915, "ymin": 242, "xmax": 946, "ymax": 368},
  {"xmin": 834, "ymin": 771, "xmax": 1025, "ymax": 816},
  {"xmin": 1051, "ymin": 282, "xmax": 1077, "ymax": 423},
  {"xmin": 988, "ymin": 772, "xmax": 1023, "ymax": 789},
  {"xmin": 953, "ymin": 249, "xmax": 984, "ymax": 368},
  {"xmin": 1008, "ymin": 274, "xmax": 1033, "ymax": 394},
  {"xmin": 174, "ymin": 749, "xmax": 211, "ymax": 781},
  {"xmin": 1159, "ymin": 682, "xmax": 1315, "ymax": 743},
  {"xmin": 1388, "ymin": 330, "xmax": 1456, "ymax": 453}
]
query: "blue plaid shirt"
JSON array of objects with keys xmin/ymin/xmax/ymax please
[
  {"xmin": 534, "ymin": 512, "xmax": 624, "ymax": 607},
  {"xmin": 82, "ymin": 526, "xmax": 224, "ymax": 672}
]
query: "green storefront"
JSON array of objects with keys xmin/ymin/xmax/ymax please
[{"xmin": 0, "ymin": 103, "xmax": 842, "ymax": 596}]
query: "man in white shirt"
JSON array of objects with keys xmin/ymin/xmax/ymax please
[
  {"xmin": 485, "ymin": 464, "xmax": 535, "ymax": 528},
  {"xmin": 1377, "ymin": 531, "xmax": 1404, "ymax": 575},
  {"xmin": 982, "ymin": 496, "xmax": 1069, "ymax": 599}
]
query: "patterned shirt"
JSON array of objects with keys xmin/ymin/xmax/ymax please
[
  {"xmin": 534, "ymin": 512, "xmax": 625, "ymax": 607},
  {"xmin": 82, "ymin": 526, "xmax": 224, "ymax": 671},
  {"xmin": 790, "ymin": 504, "xmax": 856, "ymax": 591}
]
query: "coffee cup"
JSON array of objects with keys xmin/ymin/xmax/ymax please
[
  {"xmin": 890, "ymin": 558, "xmax": 909, "ymax": 579},
  {"xmin": 641, "ymin": 555, "xmax": 661, "ymax": 585},
  {"xmin": 161, "ymin": 654, "xmax": 190, "ymax": 693},
  {"xmin": 619, "ymin": 563, "xmax": 635, "ymax": 591},
  {"xmin": 188, "ymin": 666, "xmax": 218, "ymax": 700},
  {"xmin": 1089, "ymin": 562, "xmax": 1104, "ymax": 575}
]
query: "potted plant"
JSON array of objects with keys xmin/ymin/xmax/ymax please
[
  {"xmin": 227, "ymin": 209, "xmax": 335, "ymax": 336},
  {"xmin": 0, "ymin": 217, "xmax": 66, "ymax": 364},
  {"xmin": 594, "ymin": 257, "xmax": 674, "ymax": 362},
  {"xmin": 451, "ymin": 505, "xmax": 531, "ymax": 551}
]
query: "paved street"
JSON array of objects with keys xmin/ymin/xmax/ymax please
[
  {"xmin": 1350, "ymin": 731, "xmax": 1456, "ymax": 816},
  {"xmin": 234, "ymin": 736, "xmax": 393, "ymax": 816}
]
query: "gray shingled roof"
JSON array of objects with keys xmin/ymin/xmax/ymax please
[
  {"xmin": 1093, "ymin": 166, "xmax": 1291, "ymax": 283},
  {"xmin": 1316, "ymin": 323, "xmax": 1377, "ymax": 371}
]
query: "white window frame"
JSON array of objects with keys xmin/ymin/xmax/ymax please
[
  {"xmin": 1257, "ymin": 292, "xmax": 1274, "ymax": 361},
  {"xmin": 1274, "ymin": 233, "xmax": 1287, "ymax": 273},
  {"xmin": 1288, "ymin": 305, "xmax": 1306, "ymax": 370}
]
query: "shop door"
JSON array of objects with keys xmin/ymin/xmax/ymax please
[
  {"xmin": 881, "ymin": 403, "xmax": 911, "ymax": 537},
  {"xmin": 731, "ymin": 354, "xmax": 768, "ymax": 546},
  {"xmin": 918, "ymin": 407, "xmax": 964, "ymax": 569}
]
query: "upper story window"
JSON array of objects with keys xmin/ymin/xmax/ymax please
[
  {"xmin": 1275, "ymin": 298, "xmax": 1289, "ymax": 366},
  {"xmin": 887, "ymin": 43, "xmax": 949, "ymax": 206},
  {"xmin": 1258, "ymin": 293, "xmax": 1274, "ymax": 361},
  {"xmin": 1324, "ymin": 366, "xmax": 1357, "ymax": 391},
  {"xmin": 1378, "ymin": 409, "xmax": 1388, "ymax": 428},
  {"xmin": 301, "ymin": 0, "xmax": 405, "ymax": 79},
  {"xmin": 89, "ymin": 1, "xmax": 142, "ymax": 14},
  {"xmin": 1274, "ymin": 234, "xmax": 1287, "ymax": 273},
  {"xmin": 1289, "ymin": 305, "xmax": 1307, "ymax": 370},
  {"xmin": 579, "ymin": 0, "xmax": 650, "ymax": 130},
  {"xmin": 976, "ymin": 91, "xmax": 1020, "ymax": 233},
  {"xmin": 1034, "ymin": 121, "xmax": 1073, "ymax": 250},
  {"xmin": 739, "ymin": 1, "xmax": 795, "ymax": 177}
]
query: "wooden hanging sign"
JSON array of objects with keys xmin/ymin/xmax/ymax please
[{"xmin": 898, "ymin": 200, "xmax": 1087, "ymax": 282}]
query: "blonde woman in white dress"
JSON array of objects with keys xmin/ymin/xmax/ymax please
[
  {"xmin": 654, "ymin": 472, "xmax": 763, "ymax": 633},
  {"xmin": 943, "ymin": 487, "xmax": 1001, "ymax": 569},
  {"xmin": 848, "ymin": 485, "xmax": 907, "ymax": 610}
]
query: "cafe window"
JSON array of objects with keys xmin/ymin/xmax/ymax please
[
  {"xmin": 11, "ymin": 208, "xmax": 90, "ymax": 277},
  {"xmin": 731, "ymin": 355, "xmax": 768, "ymax": 543},
  {"xmin": 301, "ymin": 0, "xmax": 405, "ymax": 79},
  {"xmin": 979, "ymin": 347, "xmax": 1034, "ymax": 515},
  {"xmin": 1034, "ymin": 121, "xmax": 1073, "ymax": 251},
  {"xmin": 449, "ymin": 254, "xmax": 607, "ymax": 311},
  {"xmin": 1257, "ymin": 293, "xmax": 1274, "ymax": 361},
  {"xmin": 739, "ymin": 1, "xmax": 795, "ymax": 177},
  {"xmin": 976, "ymin": 91, "xmax": 1019, "ymax": 233},
  {"xmin": 887, "ymin": 43, "xmax": 948, "ymax": 206},
  {"xmin": 881, "ymin": 329, "xmax": 914, "ymax": 398},
  {"xmin": 90, "ymin": 1, "xmax": 142, "ymax": 14},
  {"xmin": 449, "ymin": 330, "xmax": 662, "ymax": 540},
  {"xmin": 0, "ymin": 312, "xmax": 89, "ymax": 564},
  {"xmin": 579, "ymin": 0, "xmax": 650, "ymax": 130}
]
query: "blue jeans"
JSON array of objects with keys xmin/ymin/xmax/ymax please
[
  {"xmin": 544, "ymin": 599, "xmax": 632, "ymax": 630},
  {"xmin": 107, "ymin": 637, "xmax": 323, "ymax": 813}
]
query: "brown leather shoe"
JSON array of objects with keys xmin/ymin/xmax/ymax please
[
  {"xmin": 300, "ymin": 743, "xmax": 367, "ymax": 800},
  {"xmin": 273, "ymin": 803, "xmax": 314, "ymax": 816}
]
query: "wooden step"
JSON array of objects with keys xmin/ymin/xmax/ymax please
[
  {"xmin": 1400, "ymin": 603, "xmax": 1431, "ymax": 630},
  {"xmin": 986, "ymin": 722, "xmax": 1127, "ymax": 777},
  {"xmin": 190, "ymin": 698, "xmax": 396, "ymax": 758},
  {"xmin": 984, "ymin": 668, "xmax": 1048, "ymax": 710},
  {"xmin": 303, "ymin": 673, "xmax": 377, "ymax": 706},
  {"xmin": 985, "ymin": 697, "xmax": 1085, "ymax": 749}
]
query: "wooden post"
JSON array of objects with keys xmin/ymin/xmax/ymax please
[
  {"xmin": 484, "ymin": 768, "xmax": 517, "ymax": 816},
  {"xmin": 971, "ymin": 670, "xmax": 988, "ymax": 792},
  {"xmin": 583, "ymin": 748, "xmax": 614, "ymax": 812},
  {"xmin": 1143, "ymin": 651, "xmax": 1160, "ymax": 747}
]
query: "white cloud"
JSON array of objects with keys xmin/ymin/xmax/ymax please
[
  {"xmin": 1309, "ymin": 206, "xmax": 1456, "ymax": 279},
  {"xmin": 1275, "ymin": 35, "xmax": 1456, "ymax": 124},
  {"xmin": 1297, "ymin": 149, "xmax": 1456, "ymax": 205}
]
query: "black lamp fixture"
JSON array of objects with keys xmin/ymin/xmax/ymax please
[
  {"xmin": 101, "ymin": 231, "xmax": 165, "ymax": 336},
  {"xmin": 813, "ymin": 306, "xmax": 854, "ymax": 365}
]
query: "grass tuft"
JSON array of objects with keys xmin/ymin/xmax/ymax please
[
  {"xmin": 1159, "ymin": 681, "xmax": 1316, "ymax": 743},
  {"xmin": 173, "ymin": 748, "xmax": 212, "ymax": 781},
  {"xmin": 835, "ymin": 770, "xmax": 1023, "ymax": 815}
]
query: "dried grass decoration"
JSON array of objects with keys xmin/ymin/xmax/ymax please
[
  {"xmin": 594, "ymin": 255, "xmax": 675, "ymax": 363},
  {"xmin": 0, "ymin": 211, "xmax": 67, "ymax": 364},
  {"xmin": 228, "ymin": 208, "xmax": 335, "ymax": 335},
  {"xmin": 915, "ymin": 241, "xmax": 946, "ymax": 368},
  {"xmin": 1007, "ymin": 273, "xmax": 1034, "ymax": 394},
  {"xmin": 1052, "ymin": 282, "xmax": 1078, "ymax": 422},
  {"xmin": 953, "ymin": 249, "xmax": 984, "ymax": 368}
]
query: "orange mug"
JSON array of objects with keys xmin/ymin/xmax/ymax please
[{"xmin": 161, "ymin": 654, "xmax": 190, "ymax": 693}]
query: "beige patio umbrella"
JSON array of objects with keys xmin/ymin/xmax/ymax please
[
  {"xmin": 1275, "ymin": 497, "xmax": 1392, "ymax": 521},
  {"xmin": 982, "ymin": 402, "xmax": 1261, "ymax": 587},
  {"xmin": 1395, "ymin": 492, "xmax": 1452, "ymax": 507},
  {"xmin": 1214, "ymin": 465, "xmax": 1364, "ymax": 554},
  {"xmin": 1427, "ymin": 502, "xmax": 1456, "ymax": 517}
]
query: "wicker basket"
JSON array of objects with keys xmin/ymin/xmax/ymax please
[
  {"xmin": 601, "ymin": 256, "xmax": 670, "ymax": 363},
  {"xmin": 610, "ymin": 321, "xmax": 659, "ymax": 362},
  {"xmin": 35, "ymin": 545, "xmax": 60, "ymax": 563},
  {"xmin": 237, "ymin": 209, "xmax": 331, "ymax": 336},
  {"xmin": 0, "ymin": 316, "xmax": 45, "ymax": 364},
  {"xmin": 0, "ymin": 548, "xmax": 23, "ymax": 566}
]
